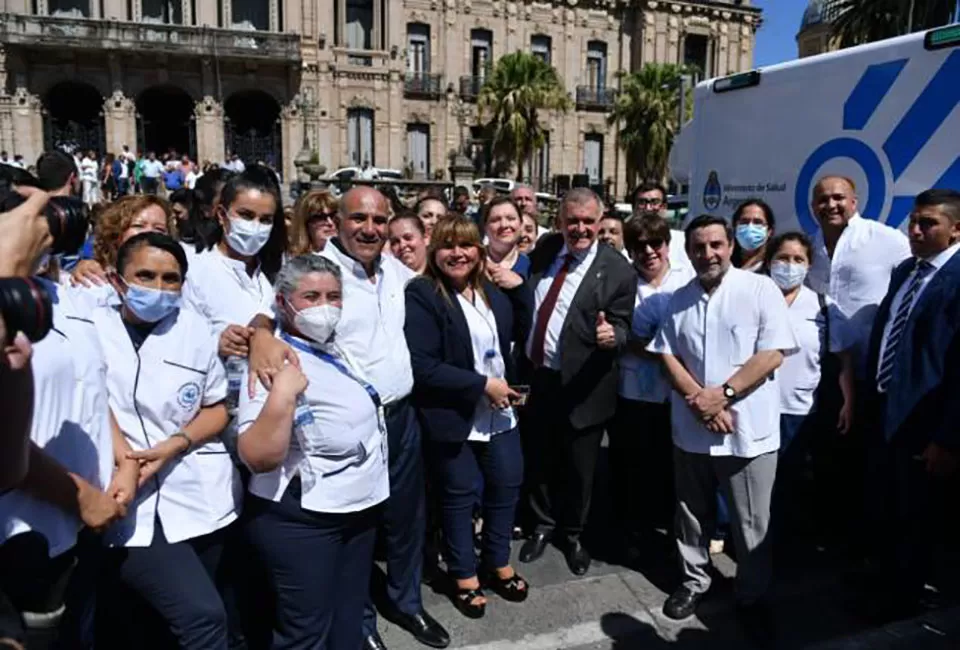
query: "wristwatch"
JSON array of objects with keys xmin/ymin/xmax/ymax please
[
  {"xmin": 170, "ymin": 431, "xmax": 193, "ymax": 454},
  {"xmin": 722, "ymin": 383, "xmax": 737, "ymax": 400}
]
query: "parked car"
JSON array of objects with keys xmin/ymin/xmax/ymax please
[{"xmin": 326, "ymin": 166, "xmax": 405, "ymax": 195}]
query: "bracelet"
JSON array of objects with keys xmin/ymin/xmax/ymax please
[{"xmin": 170, "ymin": 431, "xmax": 192, "ymax": 454}]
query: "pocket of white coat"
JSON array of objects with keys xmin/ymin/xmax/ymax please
[{"xmin": 729, "ymin": 324, "xmax": 758, "ymax": 366}]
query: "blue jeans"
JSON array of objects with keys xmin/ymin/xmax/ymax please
[
  {"xmin": 428, "ymin": 428, "xmax": 524, "ymax": 578},
  {"xmin": 245, "ymin": 480, "xmax": 379, "ymax": 650}
]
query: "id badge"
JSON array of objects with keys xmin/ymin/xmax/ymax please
[{"xmin": 377, "ymin": 405, "xmax": 389, "ymax": 464}]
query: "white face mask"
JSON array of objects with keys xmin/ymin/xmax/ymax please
[
  {"xmin": 769, "ymin": 260, "xmax": 809, "ymax": 290},
  {"xmin": 225, "ymin": 216, "xmax": 272, "ymax": 257},
  {"xmin": 293, "ymin": 304, "xmax": 342, "ymax": 345}
]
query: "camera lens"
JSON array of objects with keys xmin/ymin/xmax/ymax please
[
  {"xmin": 45, "ymin": 197, "xmax": 88, "ymax": 255},
  {"xmin": 0, "ymin": 277, "xmax": 54, "ymax": 344}
]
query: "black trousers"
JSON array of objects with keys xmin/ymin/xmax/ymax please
[
  {"xmin": 524, "ymin": 368, "xmax": 605, "ymax": 544},
  {"xmin": 607, "ymin": 398, "xmax": 674, "ymax": 534}
]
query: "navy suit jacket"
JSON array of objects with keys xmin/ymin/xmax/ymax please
[
  {"xmin": 865, "ymin": 249, "xmax": 960, "ymax": 450},
  {"xmin": 404, "ymin": 276, "xmax": 533, "ymax": 444}
]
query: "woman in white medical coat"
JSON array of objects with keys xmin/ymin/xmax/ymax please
[
  {"xmin": 93, "ymin": 231, "xmax": 241, "ymax": 650},
  {"xmin": 238, "ymin": 254, "xmax": 389, "ymax": 650}
]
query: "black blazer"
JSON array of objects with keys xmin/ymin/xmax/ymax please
[
  {"xmin": 523, "ymin": 234, "xmax": 637, "ymax": 430},
  {"xmin": 405, "ymin": 276, "xmax": 533, "ymax": 444},
  {"xmin": 865, "ymin": 251, "xmax": 960, "ymax": 451}
]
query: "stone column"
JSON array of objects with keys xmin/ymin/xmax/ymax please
[
  {"xmin": 194, "ymin": 96, "xmax": 225, "ymax": 165},
  {"xmin": 9, "ymin": 88, "xmax": 43, "ymax": 163},
  {"xmin": 280, "ymin": 99, "xmax": 301, "ymax": 191},
  {"xmin": 222, "ymin": 0, "xmax": 232, "ymax": 27},
  {"xmin": 103, "ymin": 90, "xmax": 137, "ymax": 155}
]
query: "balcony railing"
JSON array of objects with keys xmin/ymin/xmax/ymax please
[
  {"xmin": 575, "ymin": 86, "xmax": 618, "ymax": 110},
  {"xmin": 404, "ymin": 73, "xmax": 444, "ymax": 99},
  {"xmin": 0, "ymin": 14, "xmax": 301, "ymax": 62},
  {"xmin": 459, "ymin": 75, "xmax": 487, "ymax": 102}
]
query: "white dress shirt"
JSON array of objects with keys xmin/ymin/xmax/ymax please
[
  {"xmin": 457, "ymin": 293, "xmax": 518, "ymax": 441},
  {"xmin": 180, "ymin": 247, "xmax": 275, "ymax": 337},
  {"xmin": 669, "ymin": 229, "xmax": 692, "ymax": 272},
  {"xmin": 525, "ymin": 241, "xmax": 598, "ymax": 370},
  {"xmin": 94, "ymin": 305, "xmax": 240, "ymax": 547},
  {"xmin": 779, "ymin": 286, "xmax": 849, "ymax": 416},
  {"xmin": 649, "ymin": 267, "xmax": 798, "ymax": 458},
  {"xmin": 0, "ymin": 283, "xmax": 113, "ymax": 557},
  {"xmin": 619, "ymin": 264, "xmax": 694, "ymax": 403},
  {"xmin": 807, "ymin": 214, "xmax": 910, "ymax": 374},
  {"xmin": 876, "ymin": 242, "xmax": 960, "ymax": 386},
  {"xmin": 238, "ymin": 334, "xmax": 390, "ymax": 514},
  {"xmin": 320, "ymin": 240, "xmax": 416, "ymax": 404}
]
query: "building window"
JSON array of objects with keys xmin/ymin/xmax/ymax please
[
  {"xmin": 49, "ymin": 0, "xmax": 89, "ymax": 16},
  {"xmin": 684, "ymin": 34, "xmax": 710, "ymax": 79},
  {"xmin": 142, "ymin": 0, "xmax": 183, "ymax": 24},
  {"xmin": 346, "ymin": 0, "xmax": 374, "ymax": 50},
  {"xmin": 407, "ymin": 24, "xmax": 430, "ymax": 74},
  {"xmin": 586, "ymin": 41, "xmax": 607, "ymax": 90},
  {"xmin": 531, "ymin": 34, "xmax": 552, "ymax": 65},
  {"xmin": 232, "ymin": 0, "xmax": 270, "ymax": 30},
  {"xmin": 407, "ymin": 124, "xmax": 430, "ymax": 178},
  {"xmin": 471, "ymin": 29, "xmax": 493, "ymax": 81},
  {"xmin": 347, "ymin": 108, "xmax": 375, "ymax": 167},
  {"xmin": 526, "ymin": 133, "xmax": 550, "ymax": 190},
  {"xmin": 583, "ymin": 133, "xmax": 603, "ymax": 186}
]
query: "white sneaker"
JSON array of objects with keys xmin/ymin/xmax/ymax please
[{"xmin": 709, "ymin": 538, "xmax": 725, "ymax": 555}]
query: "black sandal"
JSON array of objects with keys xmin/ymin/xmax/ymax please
[
  {"xmin": 484, "ymin": 570, "xmax": 529, "ymax": 603},
  {"xmin": 452, "ymin": 586, "xmax": 486, "ymax": 619}
]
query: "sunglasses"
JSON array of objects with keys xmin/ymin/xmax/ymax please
[{"xmin": 634, "ymin": 237, "xmax": 666, "ymax": 251}]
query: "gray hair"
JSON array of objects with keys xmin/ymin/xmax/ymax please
[
  {"xmin": 561, "ymin": 187, "xmax": 603, "ymax": 215},
  {"xmin": 274, "ymin": 255, "xmax": 343, "ymax": 320}
]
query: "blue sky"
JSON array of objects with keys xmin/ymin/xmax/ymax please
[{"xmin": 754, "ymin": 0, "xmax": 811, "ymax": 67}]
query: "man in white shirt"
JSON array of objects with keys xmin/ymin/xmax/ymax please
[
  {"xmin": 140, "ymin": 151, "xmax": 164, "ymax": 195},
  {"xmin": 248, "ymin": 187, "xmax": 449, "ymax": 650},
  {"xmin": 649, "ymin": 215, "xmax": 797, "ymax": 635},
  {"xmin": 863, "ymin": 189, "xmax": 960, "ymax": 618},
  {"xmin": 79, "ymin": 150, "xmax": 99, "ymax": 208}
]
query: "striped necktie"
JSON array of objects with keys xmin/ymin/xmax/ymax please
[{"xmin": 876, "ymin": 260, "xmax": 933, "ymax": 393}]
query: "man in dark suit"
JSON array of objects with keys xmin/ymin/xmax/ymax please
[
  {"xmin": 518, "ymin": 187, "xmax": 636, "ymax": 575},
  {"xmin": 865, "ymin": 188, "xmax": 960, "ymax": 617}
]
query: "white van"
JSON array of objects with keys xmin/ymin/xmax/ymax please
[{"xmin": 672, "ymin": 24, "xmax": 960, "ymax": 234}]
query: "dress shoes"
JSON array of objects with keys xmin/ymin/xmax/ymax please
[
  {"xmin": 390, "ymin": 610, "xmax": 450, "ymax": 649},
  {"xmin": 662, "ymin": 586, "xmax": 703, "ymax": 621},
  {"xmin": 363, "ymin": 632, "xmax": 389, "ymax": 650},
  {"xmin": 519, "ymin": 531, "xmax": 551, "ymax": 563},
  {"xmin": 564, "ymin": 541, "xmax": 591, "ymax": 576}
]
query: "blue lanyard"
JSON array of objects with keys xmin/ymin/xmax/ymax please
[{"xmin": 280, "ymin": 333, "xmax": 382, "ymax": 409}]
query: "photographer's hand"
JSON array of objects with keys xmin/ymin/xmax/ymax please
[{"xmin": 0, "ymin": 187, "xmax": 51, "ymax": 277}]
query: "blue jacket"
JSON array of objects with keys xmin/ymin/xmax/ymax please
[
  {"xmin": 404, "ymin": 276, "xmax": 533, "ymax": 443},
  {"xmin": 865, "ymin": 249, "xmax": 960, "ymax": 450}
]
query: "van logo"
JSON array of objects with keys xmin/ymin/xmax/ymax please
[
  {"xmin": 177, "ymin": 382, "xmax": 201, "ymax": 409},
  {"xmin": 794, "ymin": 50, "xmax": 960, "ymax": 234},
  {"xmin": 703, "ymin": 171, "xmax": 722, "ymax": 211}
]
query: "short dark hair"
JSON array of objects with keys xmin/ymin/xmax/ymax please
[
  {"xmin": 481, "ymin": 196, "xmax": 521, "ymax": 225},
  {"xmin": 632, "ymin": 182, "xmax": 668, "ymax": 205},
  {"xmin": 915, "ymin": 188, "xmax": 960, "ymax": 223},
  {"xmin": 116, "ymin": 232, "xmax": 189, "ymax": 278},
  {"xmin": 35, "ymin": 150, "xmax": 76, "ymax": 191},
  {"xmin": 624, "ymin": 213, "xmax": 671, "ymax": 252},
  {"xmin": 685, "ymin": 214, "xmax": 732, "ymax": 244},
  {"xmin": 453, "ymin": 186, "xmax": 470, "ymax": 199},
  {"xmin": 389, "ymin": 211, "xmax": 426, "ymax": 236},
  {"xmin": 732, "ymin": 198, "xmax": 776, "ymax": 230},
  {"xmin": 763, "ymin": 231, "xmax": 814, "ymax": 272}
]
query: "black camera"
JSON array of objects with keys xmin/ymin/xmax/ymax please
[
  {"xmin": 0, "ymin": 277, "xmax": 53, "ymax": 344},
  {"xmin": 0, "ymin": 164, "xmax": 90, "ymax": 255}
]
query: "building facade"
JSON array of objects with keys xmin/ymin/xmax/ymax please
[
  {"xmin": 0, "ymin": 0, "xmax": 759, "ymax": 197},
  {"xmin": 796, "ymin": 0, "xmax": 841, "ymax": 58}
]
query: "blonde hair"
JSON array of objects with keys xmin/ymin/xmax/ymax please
[
  {"xmin": 290, "ymin": 189, "xmax": 339, "ymax": 255},
  {"xmin": 94, "ymin": 195, "xmax": 174, "ymax": 269},
  {"xmin": 423, "ymin": 215, "xmax": 489, "ymax": 307}
]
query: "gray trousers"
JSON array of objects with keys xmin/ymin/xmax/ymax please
[{"xmin": 674, "ymin": 447, "xmax": 777, "ymax": 604}]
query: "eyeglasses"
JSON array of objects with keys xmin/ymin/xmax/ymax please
[
  {"xmin": 635, "ymin": 198, "xmax": 664, "ymax": 208},
  {"xmin": 634, "ymin": 238, "xmax": 666, "ymax": 251}
]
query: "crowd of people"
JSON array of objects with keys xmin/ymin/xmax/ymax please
[{"xmin": 0, "ymin": 145, "xmax": 957, "ymax": 650}]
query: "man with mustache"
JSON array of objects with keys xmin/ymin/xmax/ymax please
[
  {"xmin": 648, "ymin": 215, "xmax": 797, "ymax": 644},
  {"xmin": 518, "ymin": 188, "xmax": 635, "ymax": 576}
]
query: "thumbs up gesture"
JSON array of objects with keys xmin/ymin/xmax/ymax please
[{"xmin": 595, "ymin": 311, "xmax": 616, "ymax": 349}]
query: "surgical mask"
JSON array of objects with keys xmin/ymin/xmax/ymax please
[
  {"xmin": 123, "ymin": 284, "xmax": 181, "ymax": 323},
  {"xmin": 225, "ymin": 217, "xmax": 272, "ymax": 256},
  {"xmin": 769, "ymin": 261, "xmax": 808, "ymax": 290},
  {"xmin": 735, "ymin": 223, "xmax": 768, "ymax": 251},
  {"xmin": 293, "ymin": 304, "xmax": 341, "ymax": 345}
]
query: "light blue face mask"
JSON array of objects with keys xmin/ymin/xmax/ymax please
[
  {"xmin": 769, "ymin": 261, "xmax": 808, "ymax": 290},
  {"xmin": 123, "ymin": 284, "xmax": 181, "ymax": 323},
  {"xmin": 735, "ymin": 223, "xmax": 768, "ymax": 252}
]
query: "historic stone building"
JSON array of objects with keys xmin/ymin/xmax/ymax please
[
  {"xmin": 0, "ymin": 0, "xmax": 759, "ymax": 197},
  {"xmin": 796, "ymin": 0, "xmax": 842, "ymax": 58}
]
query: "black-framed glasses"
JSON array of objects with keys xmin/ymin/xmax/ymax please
[{"xmin": 635, "ymin": 198, "xmax": 664, "ymax": 208}]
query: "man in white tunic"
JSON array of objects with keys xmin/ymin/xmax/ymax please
[{"xmin": 649, "ymin": 215, "xmax": 797, "ymax": 638}]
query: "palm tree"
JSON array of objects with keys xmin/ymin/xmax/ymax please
[
  {"xmin": 607, "ymin": 63, "xmax": 693, "ymax": 189},
  {"xmin": 477, "ymin": 52, "xmax": 571, "ymax": 181},
  {"xmin": 831, "ymin": 0, "xmax": 958, "ymax": 47}
]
